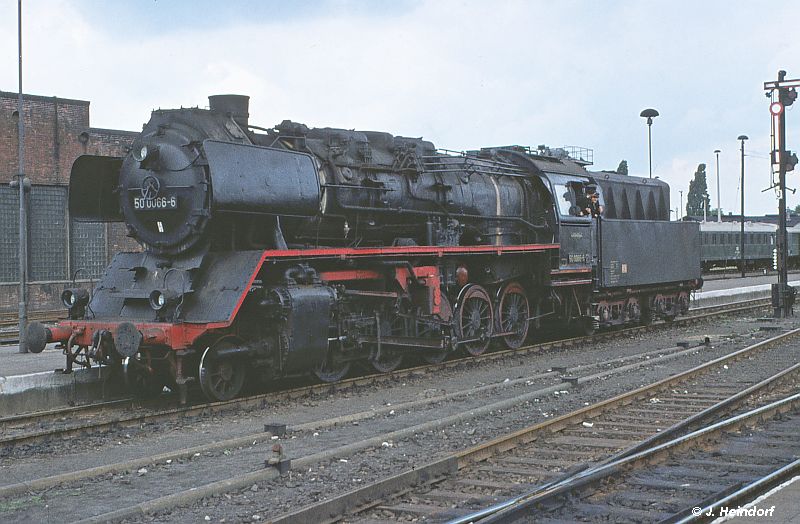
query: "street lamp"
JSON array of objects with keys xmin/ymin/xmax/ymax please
[
  {"xmin": 714, "ymin": 149, "xmax": 721, "ymax": 222},
  {"xmin": 679, "ymin": 190, "xmax": 683, "ymax": 221},
  {"xmin": 738, "ymin": 135, "xmax": 748, "ymax": 277},
  {"xmin": 640, "ymin": 108, "xmax": 659, "ymax": 178},
  {"xmin": 16, "ymin": 0, "xmax": 28, "ymax": 353}
]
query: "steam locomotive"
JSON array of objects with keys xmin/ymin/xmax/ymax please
[{"xmin": 26, "ymin": 95, "xmax": 702, "ymax": 402}]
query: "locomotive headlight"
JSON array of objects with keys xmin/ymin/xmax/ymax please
[
  {"xmin": 132, "ymin": 145, "xmax": 149, "ymax": 162},
  {"xmin": 132, "ymin": 144, "xmax": 160, "ymax": 166},
  {"xmin": 61, "ymin": 288, "xmax": 90, "ymax": 309},
  {"xmin": 149, "ymin": 289, "xmax": 180, "ymax": 311}
]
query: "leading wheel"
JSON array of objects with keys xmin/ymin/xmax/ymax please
[
  {"xmin": 368, "ymin": 308, "xmax": 405, "ymax": 373},
  {"xmin": 496, "ymin": 282, "xmax": 530, "ymax": 350},
  {"xmin": 456, "ymin": 285, "xmax": 493, "ymax": 356},
  {"xmin": 123, "ymin": 354, "xmax": 165, "ymax": 398},
  {"xmin": 199, "ymin": 338, "xmax": 246, "ymax": 401}
]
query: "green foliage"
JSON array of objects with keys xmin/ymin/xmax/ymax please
[
  {"xmin": 616, "ymin": 160, "xmax": 628, "ymax": 175},
  {"xmin": 686, "ymin": 164, "xmax": 710, "ymax": 217}
]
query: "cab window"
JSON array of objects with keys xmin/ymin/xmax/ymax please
[{"xmin": 554, "ymin": 184, "xmax": 575, "ymax": 216}]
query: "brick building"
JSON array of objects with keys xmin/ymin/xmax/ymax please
[{"xmin": 0, "ymin": 91, "xmax": 140, "ymax": 312}]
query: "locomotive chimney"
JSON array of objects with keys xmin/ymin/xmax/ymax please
[{"xmin": 209, "ymin": 94, "xmax": 250, "ymax": 130}]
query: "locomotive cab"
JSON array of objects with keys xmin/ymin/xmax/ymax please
[{"xmin": 545, "ymin": 174, "xmax": 595, "ymax": 271}]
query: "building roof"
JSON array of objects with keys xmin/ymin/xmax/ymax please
[
  {"xmin": 0, "ymin": 90, "xmax": 89, "ymax": 106},
  {"xmin": 699, "ymin": 221, "xmax": 776, "ymax": 232}
]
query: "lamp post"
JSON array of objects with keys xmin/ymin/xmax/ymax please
[
  {"xmin": 679, "ymin": 190, "xmax": 683, "ymax": 221},
  {"xmin": 738, "ymin": 135, "xmax": 748, "ymax": 278},
  {"xmin": 640, "ymin": 108, "xmax": 659, "ymax": 178},
  {"xmin": 714, "ymin": 149, "xmax": 721, "ymax": 222},
  {"xmin": 16, "ymin": 0, "xmax": 28, "ymax": 353}
]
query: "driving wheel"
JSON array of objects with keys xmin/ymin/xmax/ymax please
[
  {"xmin": 497, "ymin": 282, "xmax": 530, "ymax": 350},
  {"xmin": 368, "ymin": 310, "xmax": 404, "ymax": 373},
  {"xmin": 314, "ymin": 350, "xmax": 351, "ymax": 383},
  {"xmin": 456, "ymin": 285, "xmax": 493, "ymax": 356}
]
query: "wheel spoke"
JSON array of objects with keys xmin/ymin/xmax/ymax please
[
  {"xmin": 199, "ymin": 340, "xmax": 246, "ymax": 401},
  {"xmin": 498, "ymin": 283, "xmax": 530, "ymax": 350},
  {"xmin": 458, "ymin": 285, "xmax": 493, "ymax": 357}
]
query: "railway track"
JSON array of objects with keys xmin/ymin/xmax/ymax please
[
  {"xmin": 0, "ymin": 310, "xmax": 64, "ymax": 324},
  {"xmin": 481, "ymin": 390, "xmax": 800, "ymax": 523},
  {"xmin": 0, "ymin": 297, "xmax": 769, "ymax": 450},
  {"xmin": 0, "ymin": 321, "xmax": 793, "ymax": 522},
  {"xmin": 0, "ymin": 336, "xmax": 727, "ymax": 520},
  {"xmin": 0, "ymin": 331, "xmax": 714, "ymax": 452},
  {"xmin": 273, "ymin": 329, "xmax": 800, "ymax": 523},
  {"xmin": 0, "ymin": 309, "xmax": 64, "ymax": 345}
]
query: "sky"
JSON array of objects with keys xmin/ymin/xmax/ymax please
[{"xmin": 1, "ymin": 0, "xmax": 800, "ymax": 218}]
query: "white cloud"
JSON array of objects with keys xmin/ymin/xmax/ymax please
[{"xmin": 2, "ymin": 0, "xmax": 800, "ymax": 215}]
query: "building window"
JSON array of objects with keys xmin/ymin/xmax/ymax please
[
  {"xmin": 0, "ymin": 187, "xmax": 18, "ymax": 282},
  {"xmin": 70, "ymin": 220, "xmax": 106, "ymax": 279},
  {"xmin": 29, "ymin": 186, "xmax": 67, "ymax": 281},
  {"xmin": 0, "ymin": 185, "xmax": 107, "ymax": 283}
]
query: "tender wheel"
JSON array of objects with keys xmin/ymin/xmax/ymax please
[
  {"xmin": 640, "ymin": 296, "xmax": 654, "ymax": 325},
  {"xmin": 199, "ymin": 339, "xmax": 246, "ymax": 401},
  {"xmin": 577, "ymin": 316, "xmax": 597, "ymax": 336},
  {"xmin": 496, "ymin": 282, "xmax": 530, "ymax": 350},
  {"xmin": 123, "ymin": 354, "xmax": 165, "ymax": 398},
  {"xmin": 314, "ymin": 350, "xmax": 351, "ymax": 383},
  {"xmin": 678, "ymin": 293, "xmax": 690, "ymax": 314},
  {"xmin": 456, "ymin": 285, "xmax": 493, "ymax": 356}
]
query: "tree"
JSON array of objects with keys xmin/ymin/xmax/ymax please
[
  {"xmin": 616, "ymin": 160, "xmax": 628, "ymax": 175},
  {"xmin": 686, "ymin": 163, "xmax": 710, "ymax": 217}
]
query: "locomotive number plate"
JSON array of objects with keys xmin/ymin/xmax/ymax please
[{"xmin": 133, "ymin": 196, "xmax": 178, "ymax": 210}]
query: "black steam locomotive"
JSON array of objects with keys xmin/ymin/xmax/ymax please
[{"xmin": 27, "ymin": 95, "xmax": 702, "ymax": 401}]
